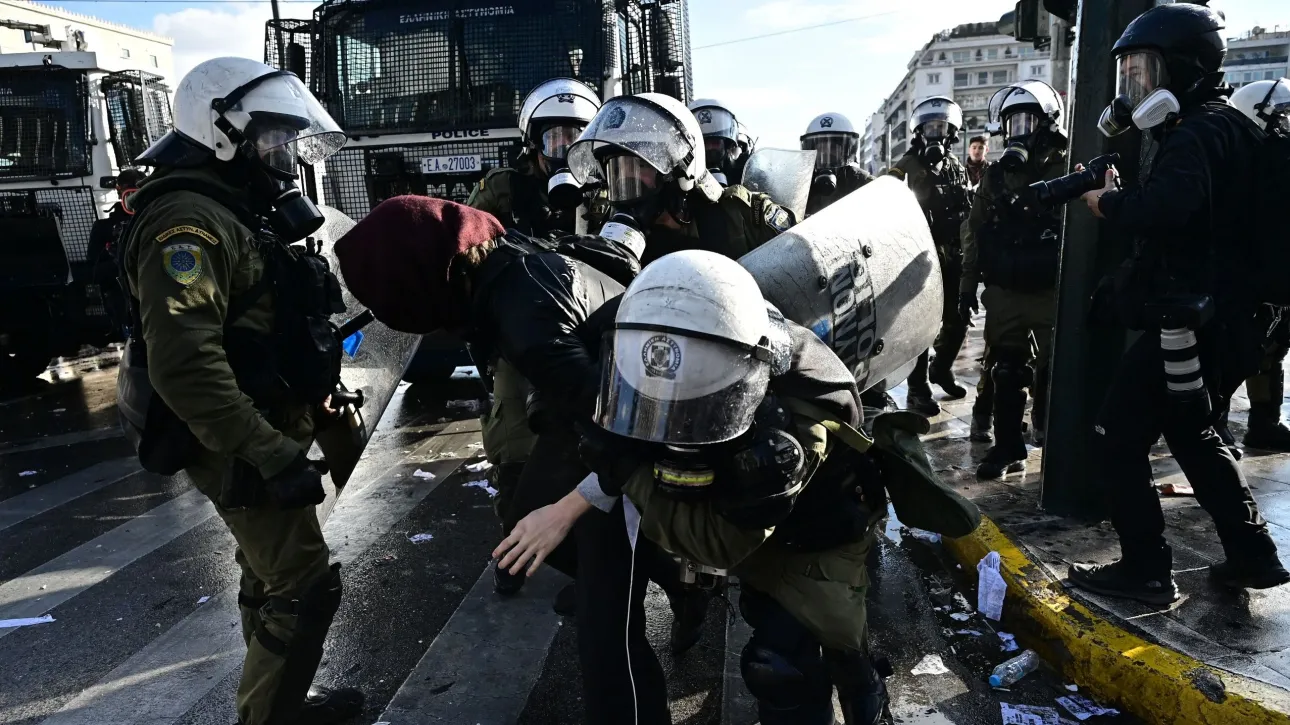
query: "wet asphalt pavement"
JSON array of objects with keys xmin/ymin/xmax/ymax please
[{"xmin": 0, "ymin": 357, "xmax": 1139, "ymax": 725}]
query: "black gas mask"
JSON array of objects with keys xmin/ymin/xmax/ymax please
[
  {"xmin": 229, "ymin": 120, "xmax": 323, "ymax": 242},
  {"xmin": 999, "ymin": 111, "xmax": 1049, "ymax": 172},
  {"xmin": 704, "ymin": 137, "xmax": 741, "ymax": 180}
]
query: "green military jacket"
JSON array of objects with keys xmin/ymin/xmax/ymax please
[
  {"xmin": 890, "ymin": 151, "xmax": 971, "ymax": 248},
  {"xmin": 122, "ymin": 166, "xmax": 309, "ymax": 479},
  {"xmin": 640, "ymin": 185, "xmax": 793, "ymax": 265},
  {"xmin": 959, "ymin": 158, "xmax": 1064, "ymax": 295},
  {"xmin": 467, "ymin": 158, "xmax": 609, "ymax": 237}
]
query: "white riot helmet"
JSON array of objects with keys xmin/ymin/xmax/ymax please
[
  {"xmin": 909, "ymin": 96, "xmax": 963, "ymax": 143},
  {"xmin": 987, "ymin": 80, "xmax": 1065, "ymax": 140},
  {"xmin": 138, "ymin": 57, "xmax": 345, "ymax": 240},
  {"xmin": 596, "ymin": 250, "xmax": 791, "ymax": 444},
  {"xmin": 519, "ymin": 78, "xmax": 602, "ymax": 164},
  {"xmin": 567, "ymin": 93, "xmax": 723, "ymax": 210},
  {"xmin": 1231, "ymin": 78, "xmax": 1290, "ymax": 137},
  {"xmin": 688, "ymin": 98, "xmax": 743, "ymax": 178},
  {"xmin": 801, "ymin": 113, "xmax": 859, "ymax": 170}
]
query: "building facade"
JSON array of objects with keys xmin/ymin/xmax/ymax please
[
  {"xmin": 1225, "ymin": 26, "xmax": 1289, "ymax": 89},
  {"xmin": 0, "ymin": 0, "xmax": 173, "ymax": 79},
  {"xmin": 863, "ymin": 22, "xmax": 1052, "ymax": 171}
]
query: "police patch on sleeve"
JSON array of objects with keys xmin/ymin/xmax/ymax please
[
  {"xmin": 764, "ymin": 203, "xmax": 793, "ymax": 233},
  {"xmin": 162, "ymin": 242, "xmax": 203, "ymax": 286}
]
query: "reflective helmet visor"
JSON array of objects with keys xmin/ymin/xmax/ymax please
[
  {"xmin": 236, "ymin": 74, "xmax": 345, "ymax": 166},
  {"xmin": 801, "ymin": 133, "xmax": 856, "ymax": 168},
  {"xmin": 921, "ymin": 120, "xmax": 950, "ymax": 140},
  {"xmin": 540, "ymin": 124, "xmax": 585, "ymax": 161},
  {"xmin": 603, "ymin": 153, "xmax": 663, "ymax": 203},
  {"xmin": 1004, "ymin": 112, "xmax": 1042, "ymax": 139},
  {"xmin": 246, "ymin": 118, "xmax": 301, "ymax": 175},
  {"xmin": 1116, "ymin": 51, "xmax": 1167, "ymax": 108},
  {"xmin": 567, "ymin": 97, "xmax": 693, "ymax": 185}
]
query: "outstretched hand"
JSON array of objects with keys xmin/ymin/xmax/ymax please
[{"xmin": 492, "ymin": 492, "xmax": 591, "ymax": 577}]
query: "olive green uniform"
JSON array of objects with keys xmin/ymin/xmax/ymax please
[
  {"xmin": 960, "ymin": 159, "xmax": 1063, "ymax": 452},
  {"xmin": 891, "ymin": 153, "xmax": 972, "ymax": 389},
  {"xmin": 1240, "ymin": 312, "xmax": 1290, "ymax": 448},
  {"xmin": 640, "ymin": 185, "xmax": 794, "ymax": 266},
  {"xmin": 121, "ymin": 167, "xmax": 332, "ymax": 725}
]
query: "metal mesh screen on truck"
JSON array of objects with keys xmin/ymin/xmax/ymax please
[
  {"xmin": 101, "ymin": 71, "xmax": 173, "ymax": 169},
  {"xmin": 0, "ymin": 186, "xmax": 98, "ymax": 263},
  {"xmin": 316, "ymin": 0, "xmax": 609, "ymax": 134},
  {"xmin": 0, "ymin": 69, "xmax": 92, "ymax": 181},
  {"xmin": 620, "ymin": 0, "xmax": 691, "ymax": 103},
  {"xmin": 265, "ymin": 19, "xmax": 319, "ymax": 91}
]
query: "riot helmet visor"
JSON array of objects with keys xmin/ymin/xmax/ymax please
[
  {"xmin": 595, "ymin": 329, "xmax": 770, "ymax": 445},
  {"xmin": 801, "ymin": 133, "xmax": 856, "ymax": 169},
  {"xmin": 540, "ymin": 124, "xmax": 585, "ymax": 162},
  {"xmin": 1116, "ymin": 51, "xmax": 1168, "ymax": 107},
  {"xmin": 603, "ymin": 153, "xmax": 663, "ymax": 203},
  {"xmin": 1004, "ymin": 112, "xmax": 1043, "ymax": 139},
  {"xmin": 921, "ymin": 120, "xmax": 950, "ymax": 140},
  {"xmin": 247, "ymin": 119, "xmax": 300, "ymax": 175},
  {"xmin": 567, "ymin": 97, "xmax": 694, "ymax": 185},
  {"xmin": 231, "ymin": 73, "xmax": 345, "ymax": 167}
]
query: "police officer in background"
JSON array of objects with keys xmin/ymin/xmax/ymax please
[
  {"xmin": 802, "ymin": 112, "xmax": 874, "ymax": 217},
  {"xmin": 467, "ymin": 78, "xmax": 602, "ymax": 237},
  {"xmin": 890, "ymin": 97, "xmax": 972, "ymax": 415},
  {"xmin": 689, "ymin": 98, "xmax": 749, "ymax": 185},
  {"xmin": 116, "ymin": 57, "xmax": 360, "ymax": 724},
  {"xmin": 958, "ymin": 80, "xmax": 1067, "ymax": 478},
  {"xmin": 1068, "ymin": 5, "xmax": 1288, "ymax": 603},
  {"xmin": 495, "ymin": 250, "xmax": 980, "ymax": 724},
  {"xmin": 567, "ymin": 93, "xmax": 794, "ymax": 266},
  {"xmin": 467, "ymin": 79, "xmax": 602, "ymax": 595}
]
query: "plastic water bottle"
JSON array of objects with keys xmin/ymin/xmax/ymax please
[{"xmin": 989, "ymin": 649, "xmax": 1040, "ymax": 687}]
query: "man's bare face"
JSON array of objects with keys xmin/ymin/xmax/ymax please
[{"xmin": 968, "ymin": 141, "xmax": 986, "ymax": 162}]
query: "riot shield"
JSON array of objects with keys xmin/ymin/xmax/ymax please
[
  {"xmin": 312, "ymin": 205, "xmax": 422, "ymax": 516},
  {"xmin": 739, "ymin": 148, "xmax": 816, "ymax": 222},
  {"xmin": 739, "ymin": 176, "xmax": 942, "ymax": 392}
]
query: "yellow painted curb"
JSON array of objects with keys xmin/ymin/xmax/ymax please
[{"xmin": 944, "ymin": 516, "xmax": 1290, "ymax": 725}]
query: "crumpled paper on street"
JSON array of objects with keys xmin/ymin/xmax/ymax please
[
  {"xmin": 412, "ymin": 469, "xmax": 436, "ymax": 480},
  {"xmin": 950, "ymin": 612, "xmax": 972, "ymax": 622},
  {"xmin": 407, "ymin": 533, "xmax": 434, "ymax": 544},
  {"xmin": 910, "ymin": 654, "xmax": 950, "ymax": 675},
  {"xmin": 465, "ymin": 460, "xmax": 493, "ymax": 473},
  {"xmin": 0, "ymin": 614, "xmax": 55, "ymax": 629},
  {"xmin": 464, "ymin": 480, "xmax": 499, "ymax": 497},
  {"xmin": 999, "ymin": 631, "xmax": 1019, "ymax": 652},
  {"xmin": 978, "ymin": 551, "xmax": 1007, "ymax": 621},
  {"xmin": 1056, "ymin": 694, "xmax": 1119, "ymax": 720},
  {"xmin": 1000, "ymin": 702, "xmax": 1061, "ymax": 725}
]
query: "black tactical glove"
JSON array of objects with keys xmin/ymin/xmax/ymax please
[
  {"xmin": 577, "ymin": 424, "xmax": 648, "ymax": 499},
  {"xmin": 264, "ymin": 453, "xmax": 327, "ymax": 509},
  {"xmin": 716, "ymin": 426, "xmax": 805, "ymax": 530},
  {"xmin": 958, "ymin": 291, "xmax": 979, "ymax": 324}
]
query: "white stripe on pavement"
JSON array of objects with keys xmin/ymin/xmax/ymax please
[
  {"xmin": 376, "ymin": 563, "xmax": 570, "ymax": 724},
  {"xmin": 0, "ymin": 428, "xmax": 124, "ymax": 456},
  {"xmin": 0, "ymin": 458, "xmax": 142, "ymax": 533},
  {"xmin": 0, "ymin": 487, "xmax": 215, "ymax": 642},
  {"xmin": 39, "ymin": 420, "xmax": 477, "ymax": 725}
]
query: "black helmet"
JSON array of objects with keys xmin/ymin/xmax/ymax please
[{"xmin": 1112, "ymin": 3, "xmax": 1225, "ymax": 96}]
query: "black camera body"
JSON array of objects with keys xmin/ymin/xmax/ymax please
[{"xmin": 1028, "ymin": 153, "xmax": 1120, "ymax": 208}]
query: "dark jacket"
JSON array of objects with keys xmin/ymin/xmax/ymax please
[{"xmin": 805, "ymin": 163, "xmax": 874, "ymax": 217}]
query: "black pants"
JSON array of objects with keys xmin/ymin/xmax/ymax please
[
  {"xmin": 503, "ymin": 428, "xmax": 586, "ymax": 576},
  {"xmin": 1095, "ymin": 330, "xmax": 1274, "ymax": 570}
]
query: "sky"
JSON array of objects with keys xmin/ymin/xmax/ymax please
[{"xmin": 42, "ymin": 0, "xmax": 1290, "ymax": 148}]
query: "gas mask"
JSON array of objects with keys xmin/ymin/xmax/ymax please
[
  {"xmin": 704, "ymin": 137, "xmax": 740, "ymax": 179},
  {"xmin": 999, "ymin": 111, "xmax": 1047, "ymax": 172},
  {"xmin": 601, "ymin": 153, "xmax": 676, "ymax": 228},
  {"xmin": 915, "ymin": 121, "xmax": 954, "ymax": 165},
  {"xmin": 546, "ymin": 168, "xmax": 585, "ymax": 211},
  {"xmin": 233, "ymin": 119, "xmax": 325, "ymax": 242},
  {"xmin": 538, "ymin": 123, "xmax": 585, "ymax": 169}
]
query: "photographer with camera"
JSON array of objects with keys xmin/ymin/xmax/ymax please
[
  {"xmin": 958, "ymin": 80, "xmax": 1068, "ymax": 478},
  {"xmin": 1065, "ymin": 4, "xmax": 1288, "ymax": 604}
]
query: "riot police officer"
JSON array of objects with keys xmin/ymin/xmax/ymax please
[
  {"xmin": 890, "ymin": 97, "xmax": 972, "ymax": 415},
  {"xmin": 1068, "ymin": 4, "xmax": 1287, "ymax": 603},
  {"xmin": 959, "ymin": 80, "xmax": 1068, "ymax": 478},
  {"xmin": 802, "ymin": 112, "xmax": 874, "ymax": 217},
  {"xmin": 468, "ymin": 78, "xmax": 601, "ymax": 237},
  {"xmin": 496, "ymin": 250, "xmax": 979, "ymax": 724},
  {"xmin": 566, "ymin": 93, "xmax": 793, "ymax": 266},
  {"xmin": 689, "ymin": 98, "xmax": 749, "ymax": 185},
  {"xmin": 115, "ymin": 57, "xmax": 360, "ymax": 725}
]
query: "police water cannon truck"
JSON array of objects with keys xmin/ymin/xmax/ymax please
[
  {"xmin": 0, "ymin": 43, "xmax": 172, "ymax": 384},
  {"xmin": 263, "ymin": 0, "xmax": 693, "ymax": 380}
]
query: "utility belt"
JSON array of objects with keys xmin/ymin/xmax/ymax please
[
  {"xmin": 979, "ymin": 224, "xmax": 1061, "ymax": 292},
  {"xmin": 117, "ymin": 178, "xmax": 347, "ymax": 475}
]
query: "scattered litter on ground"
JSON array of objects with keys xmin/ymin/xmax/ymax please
[
  {"xmin": 412, "ymin": 469, "xmax": 436, "ymax": 480},
  {"xmin": 19, "ymin": 471, "xmax": 36, "ymax": 477},
  {"xmin": 1056, "ymin": 694, "xmax": 1119, "ymax": 720},
  {"xmin": 910, "ymin": 654, "xmax": 950, "ymax": 676},
  {"xmin": 467, "ymin": 442, "xmax": 484, "ymax": 449},
  {"xmin": 953, "ymin": 592, "xmax": 974, "ymax": 611},
  {"xmin": 196, "ymin": 596, "xmax": 210, "ymax": 605},
  {"xmin": 1065, "ymin": 684, "xmax": 1079, "ymax": 692},
  {"xmin": 1159, "ymin": 481, "xmax": 1195, "ymax": 496},
  {"xmin": 465, "ymin": 460, "xmax": 493, "ymax": 473},
  {"xmin": 906, "ymin": 527, "xmax": 942, "ymax": 543},
  {"xmin": 999, "ymin": 632, "xmax": 1019, "ymax": 652},
  {"xmin": 407, "ymin": 533, "xmax": 434, "ymax": 544},
  {"xmin": 449, "ymin": 366, "xmax": 481, "ymax": 379},
  {"xmin": 950, "ymin": 612, "xmax": 972, "ymax": 622},
  {"xmin": 1000, "ymin": 702, "xmax": 1061, "ymax": 725},
  {"xmin": 978, "ymin": 551, "xmax": 1007, "ymax": 621},
  {"xmin": 955, "ymin": 629, "xmax": 983, "ymax": 636},
  {"xmin": 0, "ymin": 614, "xmax": 55, "ymax": 629},
  {"xmin": 446, "ymin": 400, "xmax": 482, "ymax": 413},
  {"xmin": 464, "ymin": 480, "xmax": 499, "ymax": 497},
  {"xmin": 51, "ymin": 408, "xmax": 66, "ymax": 413}
]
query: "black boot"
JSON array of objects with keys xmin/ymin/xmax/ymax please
[
  {"xmin": 1068, "ymin": 558, "xmax": 1178, "ymax": 605},
  {"xmin": 1214, "ymin": 415, "xmax": 1244, "ymax": 460},
  {"xmin": 1244, "ymin": 404, "xmax": 1290, "ymax": 452},
  {"xmin": 293, "ymin": 686, "xmax": 365, "ymax": 725},
  {"xmin": 668, "ymin": 585, "xmax": 713, "ymax": 654},
  {"xmin": 860, "ymin": 387, "xmax": 897, "ymax": 413},
  {"xmin": 977, "ymin": 358, "xmax": 1028, "ymax": 479},
  {"xmin": 493, "ymin": 562, "xmax": 525, "ymax": 596},
  {"xmin": 1210, "ymin": 556, "xmax": 1290, "ymax": 590},
  {"xmin": 928, "ymin": 362, "xmax": 967, "ymax": 400},
  {"xmin": 905, "ymin": 351, "xmax": 941, "ymax": 416},
  {"xmin": 825, "ymin": 649, "xmax": 894, "ymax": 725},
  {"xmin": 970, "ymin": 414, "xmax": 993, "ymax": 443},
  {"xmin": 552, "ymin": 582, "xmax": 577, "ymax": 616}
]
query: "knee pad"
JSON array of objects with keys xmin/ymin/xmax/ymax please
[
  {"xmin": 740, "ymin": 635, "xmax": 828, "ymax": 711},
  {"xmin": 262, "ymin": 563, "xmax": 344, "ymax": 724},
  {"xmin": 991, "ymin": 355, "xmax": 1032, "ymax": 390}
]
